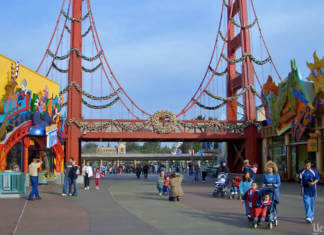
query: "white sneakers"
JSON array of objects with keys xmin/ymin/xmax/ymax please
[
  {"xmin": 61, "ymin": 193, "xmax": 67, "ymax": 197},
  {"xmin": 306, "ymin": 218, "xmax": 312, "ymax": 223},
  {"xmin": 84, "ymin": 186, "xmax": 90, "ymax": 190}
]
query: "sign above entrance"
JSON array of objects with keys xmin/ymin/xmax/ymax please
[
  {"xmin": 46, "ymin": 124, "xmax": 58, "ymax": 148},
  {"xmin": 307, "ymin": 137, "xmax": 318, "ymax": 152}
]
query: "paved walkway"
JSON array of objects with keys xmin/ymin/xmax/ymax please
[{"xmin": 0, "ymin": 174, "xmax": 322, "ymax": 235}]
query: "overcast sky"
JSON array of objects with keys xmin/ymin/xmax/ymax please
[{"xmin": 1, "ymin": 0, "xmax": 323, "ymax": 116}]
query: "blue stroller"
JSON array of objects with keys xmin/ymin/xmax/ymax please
[
  {"xmin": 251, "ymin": 187, "xmax": 278, "ymax": 229},
  {"xmin": 212, "ymin": 173, "xmax": 228, "ymax": 198}
]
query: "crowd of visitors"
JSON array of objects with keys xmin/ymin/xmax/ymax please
[{"xmin": 26, "ymin": 156, "xmax": 320, "ymax": 226}]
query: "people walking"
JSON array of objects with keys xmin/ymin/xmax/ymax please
[
  {"xmin": 69, "ymin": 160, "xmax": 79, "ymax": 196},
  {"xmin": 82, "ymin": 162, "xmax": 93, "ymax": 190},
  {"xmin": 169, "ymin": 172, "xmax": 184, "ymax": 201},
  {"xmin": 262, "ymin": 160, "xmax": 281, "ymax": 220},
  {"xmin": 201, "ymin": 162, "xmax": 208, "ymax": 182},
  {"xmin": 27, "ymin": 158, "xmax": 43, "ymax": 200},
  {"xmin": 239, "ymin": 172, "xmax": 253, "ymax": 218},
  {"xmin": 297, "ymin": 159, "xmax": 320, "ymax": 224},
  {"xmin": 136, "ymin": 165, "xmax": 142, "ymax": 179},
  {"xmin": 143, "ymin": 165, "xmax": 149, "ymax": 179},
  {"xmin": 62, "ymin": 157, "xmax": 73, "ymax": 196},
  {"xmin": 193, "ymin": 163, "xmax": 200, "ymax": 183}
]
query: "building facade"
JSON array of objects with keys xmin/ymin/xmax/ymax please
[{"xmin": 261, "ymin": 53, "xmax": 324, "ymax": 180}]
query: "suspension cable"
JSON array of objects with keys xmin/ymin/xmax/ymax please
[
  {"xmin": 177, "ymin": 1, "xmax": 234, "ymax": 117},
  {"xmin": 180, "ymin": 0, "xmax": 225, "ymax": 115},
  {"xmin": 86, "ymin": 0, "xmax": 141, "ymax": 120},
  {"xmin": 46, "ymin": 0, "xmax": 72, "ymax": 77},
  {"xmin": 250, "ymin": 0, "xmax": 282, "ymax": 81},
  {"xmin": 36, "ymin": 0, "xmax": 66, "ymax": 72},
  {"xmin": 86, "ymin": 0, "xmax": 151, "ymax": 118}
]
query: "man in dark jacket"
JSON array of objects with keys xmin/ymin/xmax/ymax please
[
  {"xmin": 68, "ymin": 160, "xmax": 79, "ymax": 196},
  {"xmin": 62, "ymin": 157, "xmax": 73, "ymax": 196}
]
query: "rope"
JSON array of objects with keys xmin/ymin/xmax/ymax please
[
  {"xmin": 60, "ymin": 81, "xmax": 121, "ymax": 100},
  {"xmin": 71, "ymin": 47, "xmax": 102, "ymax": 61},
  {"xmin": 47, "ymin": 48, "xmax": 102, "ymax": 62},
  {"xmin": 229, "ymin": 17, "xmax": 258, "ymax": 29},
  {"xmin": 64, "ymin": 25, "xmax": 71, "ymax": 33},
  {"xmin": 61, "ymin": 10, "xmax": 89, "ymax": 22},
  {"xmin": 219, "ymin": 31, "xmax": 228, "ymax": 42},
  {"xmin": 52, "ymin": 62, "xmax": 68, "ymax": 73},
  {"xmin": 82, "ymin": 63, "xmax": 101, "ymax": 73},
  {"xmin": 221, "ymin": 52, "xmax": 271, "ymax": 65},
  {"xmin": 47, "ymin": 49, "xmax": 70, "ymax": 60},
  {"xmin": 208, "ymin": 66, "xmax": 227, "ymax": 76},
  {"xmin": 82, "ymin": 97, "xmax": 119, "ymax": 109},
  {"xmin": 82, "ymin": 26, "xmax": 91, "ymax": 37}
]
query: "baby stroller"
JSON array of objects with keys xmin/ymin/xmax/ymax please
[
  {"xmin": 229, "ymin": 176, "xmax": 242, "ymax": 200},
  {"xmin": 251, "ymin": 187, "xmax": 278, "ymax": 229},
  {"xmin": 212, "ymin": 173, "xmax": 228, "ymax": 197}
]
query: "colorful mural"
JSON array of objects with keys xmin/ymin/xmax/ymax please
[
  {"xmin": 0, "ymin": 54, "xmax": 65, "ymax": 173},
  {"xmin": 262, "ymin": 58, "xmax": 316, "ymax": 140}
]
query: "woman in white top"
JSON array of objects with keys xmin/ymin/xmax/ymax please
[{"xmin": 82, "ymin": 162, "xmax": 93, "ymax": 190}]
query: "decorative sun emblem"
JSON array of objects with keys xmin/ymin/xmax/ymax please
[
  {"xmin": 307, "ymin": 52, "xmax": 324, "ymax": 94},
  {"xmin": 150, "ymin": 110, "xmax": 177, "ymax": 134}
]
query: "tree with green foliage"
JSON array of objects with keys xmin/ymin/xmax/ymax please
[{"xmin": 82, "ymin": 143, "xmax": 98, "ymax": 153}]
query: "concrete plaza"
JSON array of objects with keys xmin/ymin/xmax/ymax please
[{"xmin": 1, "ymin": 174, "xmax": 323, "ymax": 235}]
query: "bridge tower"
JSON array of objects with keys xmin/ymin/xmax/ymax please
[
  {"xmin": 226, "ymin": 0, "xmax": 259, "ymax": 170},
  {"xmin": 66, "ymin": 0, "xmax": 83, "ymax": 162}
]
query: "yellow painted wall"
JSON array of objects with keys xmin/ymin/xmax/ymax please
[{"xmin": 0, "ymin": 54, "xmax": 59, "ymax": 99}]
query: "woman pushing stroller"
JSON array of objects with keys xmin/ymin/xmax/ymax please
[{"xmin": 262, "ymin": 161, "xmax": 281, "ymax": 220}]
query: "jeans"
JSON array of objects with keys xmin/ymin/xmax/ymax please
[
  {"xmin": 303, "ymin": 194, "xmax": 316, "ymax": 220},
  {"xmin": 202, "ymin": 171, "xmax": 207, "ymax": 181},
  {"xmin": 231, "ymin": 186, "xmax": 238, "ymax": 194},
  {"xmin": 164, "ymin": 187, "xmax": 170, "ymax": 194},
  {"xmin": 194, "ymin": 172, "xmax": 199, "ymax": 182},
  {"xmin": 84, "ymin": 174, "xmax": 89, "ymax": 188},
  {"xmin": 28, "ymin": 176, "xmax": 40, "ymax": 199},
  {"xmin": 62, "ymin": 176, "xmax": 71, "ymax": 194},
  {"xmin": 69, "ymin": 178, "xmax": 78, "ymax": 196},
  {"xmin": 244, "ymin": 202, "xmax": 250, "ymax": 217},
  {"xmin": 157, "ymin": 185, "xmax": 163, "ymax": 193}
]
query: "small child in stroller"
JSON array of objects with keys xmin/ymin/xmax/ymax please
[
  {"xmin": 229, "ymin": 176, "xmax": 242, "ymax": 199},
  {"xmin": 251, "ymin": 187, "xmax": 278, "ymax": 229},
  {"xmin": 212, "ymin": 173, "xmax": 228, "ymax": 197},
  {"xmin": 253, "ymin": 194, "xmax": 272, "ymax": 226}
]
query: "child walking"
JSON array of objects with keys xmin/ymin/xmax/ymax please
[
  {"xmin": 239, "ymin": 172, "xmax": 253, "ymax": 218},
  {"xmin": 95, "ymin": 168, "xmax": 103, "ymax": 190},
  {"xmin": 243, "ymin": 181, "xmax": 258, "ymax": 221}
]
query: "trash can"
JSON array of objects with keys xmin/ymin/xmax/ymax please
[{"xmin": 0, "ymin": 171, "xmax": 26, "ymax": 197}]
